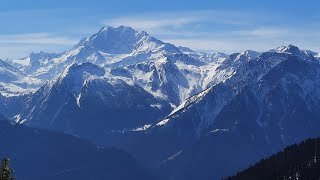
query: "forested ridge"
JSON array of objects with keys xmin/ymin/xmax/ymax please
[{"xmin": 226, "ymin": 138, "xmax": 320, "ymax": 180}]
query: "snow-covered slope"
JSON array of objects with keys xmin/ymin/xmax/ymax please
[
  {"xmin": 2, "ymin": 30, "xmax": 320, "ymax": 179},
  {"xmin": 0, "ymin": 26, "xmax": 237, "ymax": 147},
  {"xmin": 156, "ymin": 46, "xmax": 313, "ymax": 133},
  {"xmin": 3, "ymin": 26, "xmax": 230, "ymax": 105},
  {"xmin": 3, "ymin": 24, "xmax": 320, "ymax": 180},
  {"xmin": 161, "ymin": 55, "xmax": 320, "ymax": 180},
  {"xmin": 5, "ymin": 51, "xmax": 58, "ymax": 74},
  {"xmin": 107, "ymin": 49, "xmax": 231, "ymax": 106},
  {"xmin": 80, "ymin": 26, "xmax": 180, "ymax": 55},
  {"xmin": 109, "ymin": 45, "xmax": 319, "ymax": 170},
  {"xmin": 269, "ymin": 44, "xmax": 317, "ymax": 61},
  {"xmin": 110, "ymin": 55, "xmax": 208, "ymax": 106},
  {"xmin": 0, "ymin": 59, "xmax": 41, "ymax": 96},
  {"xmin": 5, "ymin": 26, "xmax": 182, "ymax": 81},
  {"xmin": 3, "ymin": 26, "xmax": 223, "ymax": 103},
  {"xmin": 16, "ymin": 62, "xmax": 172, "ymax": 141}
]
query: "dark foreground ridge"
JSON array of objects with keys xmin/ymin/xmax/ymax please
[
  {"xmin": 226, "ymin": 138, "xmax": 320, "ymax": 180},
  {"xmin": 0, "ymin": 115, "xmax": 160, "ymax": 180}
]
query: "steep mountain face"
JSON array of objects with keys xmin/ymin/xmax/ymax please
[
  {"xmin": 154, "ymin": 46, "xmax": 312, "ymax": 137},
  {"xmin": 87, "ymin": 48, "xmax": 290, "ymax": 167},
  {"xmin": 0, "ymin": 115, "xmax": 160, "ymax": 180},
  {"xmin": 16, "ymin": 62, "xmax": 172, "ymax": 142},
  {"xmin": 110, "ymin": 56, "xmax": 202, "ymax": 106},
  {"xmin": 0, "ymin": 94, "xmax": 29, "ymax": 119},
  {"xmin": 97, "ymin": 46, "xmax": 320, "ymax": 178},
  {"xmin": 1, "ymin": 27, "xmax": 236, "ymax": 153},
  {"xmin": 150, "ymin": 50, "xmax": 289, "ymax": 141},
  {"xmin": 111, "ymin": 58, "xmax": 185, "ymax": 105},
  {"xmin": 159, "ymin": 55, "xmax": 320, "ymax": 180},
  {"xmin": 3, "ymin": 26, "xmax": 227, "ymax": 105},
  {"xmin": 227, "ymin": 138, "xmax": 320, "ymax": 180},
  {"xmin": 109, "ymin": 51, "xmax": 231, "ymax": 107}
]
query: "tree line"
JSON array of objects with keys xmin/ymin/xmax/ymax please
[{"xmin": 226, "ymin": 138, "xmax": 320, "ymax": 180}]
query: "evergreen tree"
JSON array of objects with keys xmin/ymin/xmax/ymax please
[
  {"xmin": 225, "ymin": 138, "xmax": 320, "ymax": 180},
  {"xmin": 0, "ymin": 158, "xmax": 14, "ymax": 180}
]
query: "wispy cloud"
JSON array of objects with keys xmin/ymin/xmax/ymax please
[
  {"xmin": 105, "ymin": 17, "xmax": 194, "ymax": 30},
  {"xmin": 103, "ymin": 10, "xmax": 252, "ymax": 32},
  {"xmin": 103, "ymin": 10, "xmax": 320, "ymax": 53},
  {"xmin": 0, "ymin": 33, "xmax": 78, "ymax": 59},
  {"xmin": 0, "ymin": 33, "xmax": 78, "ymax": 45},
  {"xmin": 233, "ymin": 28, "xmax": 290, "ymax": 39},
  {"xmin": 1, "ymin": 9, "xmax": 320, "ymax": 59},
  {"xmin": 164, "ymin": 27, "xmax": 320, "ymax": 53}
]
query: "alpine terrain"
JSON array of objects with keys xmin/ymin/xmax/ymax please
[{"xmin": 1, "ymin": 26, "xmax": 320, "ymax": 180}]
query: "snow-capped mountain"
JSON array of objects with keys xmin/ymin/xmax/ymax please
[
  {"xmin": 161, "ymin": 54, "xmax": 320, "ymax": 180},
  {"xmin": 155, "ymin": 46, "xmax": 312, "ymax": 134},
  {"xmin": 177, "ymin": 46, "xmax": 228, "ymax": 64},
  {"xmin": 16, "ymin": 62, "xmax": 172, "ymax": 141},
  {"xmin": 269, "ymin": 44, "xmax": 317, "ymax": 61},
  {"xmin": 0, "ymin": 59, "xmax": 41, "ymax": 96},
  {"xmin": 5, "ymin": 51, "xmax": 58, "ymax": 74},
  {"xmin": 2, "ymin": 25, "xmax": 320, "ymax": 180},
  {"xmin": 3, "ymin": 26, "xmax": 228, "ymax": 105},
  {"xmin": 5, "ymin": 26, "xmax": 182, "ymax": 81},
  {"xmin": 105, "ymin": 48, "xmax": 290, "ymax": 166},
  {"xmin": 109, "ymin": 45, "xmax": 320, "ymax": 180},
  {"xmin": 0, "ymin": 26, "xmax": 237, "ymax": 148},
  {"xmin": 80, "ymin": 26, "xmax": 180, "ymax": 55},
  {"xmin": 110, "ymin": 57, "xmax": 189, "ymax": 105},
  {"xmin": 199, "ymin": 52, "xmax": 229, "ymax": 63},
  {"xmin": 110, "ymin": 55, "xmax": 211, "ymax": 106}
]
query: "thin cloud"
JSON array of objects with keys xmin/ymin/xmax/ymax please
[
  {"xmin": 0, "ymin": 33, "xmax": 78, "ymax": 45},
  {"xmin": 0, "ymin": 33, "xmax": 78, "ymax": 59},
  {"xmin": 1, "ymin": 9, "xmax": 319, "ymax": 59},
  {"xmin": 103, "ymin": 10, "xmax": 253, "ymax": 32},
  {"xmin": 105, "ymin": 17, "xmax": 195, "ymax": 30},
  {"xmin": 164, "ymin": 34, "xmax": 320, "ymax": 54},
  {"xmin": 101, "ymin": 10, "xmax": 320, "ymax": 53},
  {"xmin": 233, "ymin": 28, "xmax": 290, "ymax": 38}
]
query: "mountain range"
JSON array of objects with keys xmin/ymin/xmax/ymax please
[{"xmin": 1, "ymin": 26, "xmax": 320, "ymax": 179}]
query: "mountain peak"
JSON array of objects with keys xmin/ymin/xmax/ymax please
[
  {"xmin": 98, "ymin": 25, "xmax": 136, "ymax": 34},
  {"xmin": 74, "ymin": 25, "xmax": 180, "ymax": 57},
  {"xmin": 78, "ymin": 26, "xmax": 150, "ymax": 54},
  {"xmin": 62, "ymin": 62, "xmax": 105, "ymax": 78},
  {"xmin": 29, "ymin": 51, "xmax": 58, "ymax": 61},
  {"xmin": 271, "ymin": 44, "xmax": 301, "ymax": 54},
  {"xmin": 56, "ymin": 62, "xmax": 106, "ymax": 96},
  {"xmin": 267, "ymin": 45, "xmax": 317, "ymax": 61},
  {"xmin": 240, "ymin": 50, "xmax": 261, "ymax": 60},
  {"xmin": 282, "ymin": 44, "xmax": 300, "ymax": 54}
]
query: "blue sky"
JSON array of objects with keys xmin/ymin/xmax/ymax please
[{"xmin": 1, "ymin": 0, "xmax": 320, "ymax": 59}]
